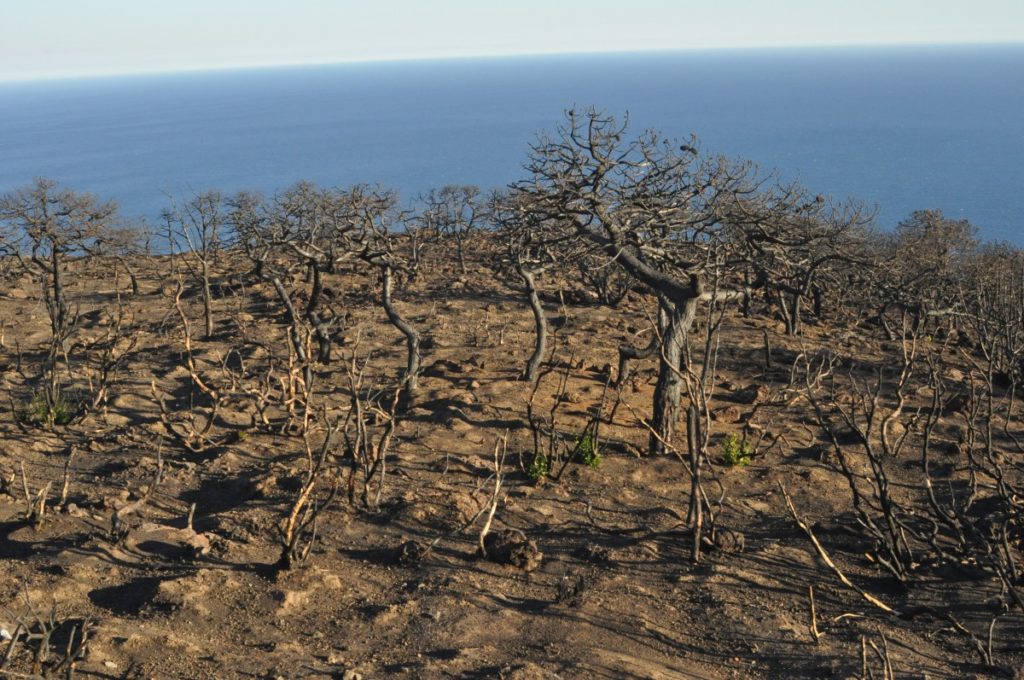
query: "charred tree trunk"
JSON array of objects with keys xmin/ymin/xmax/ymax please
[
  {"xmin": 305, "ymin": 262, "xmax": 333, "ymax": 364},
  {"xmin": 741, "ymin": 269, "xmax": 752, "ymax": 318},
  {"xmin": 47, "ymin": 248, "xmax": 69, "ymax": 342},
  {"xmin": 876, "ymin": 302, "xmax": 898, "ymax": 340},
  {"xmin": 650, "ymin": 296, "xmax": 698, "ymax": 455},
  {"xmin": 456, "ymin": 235, "xmax": 468, "ymax": 275},
  {"xmin": 778, "ymin": 291, "xmax": 802, "ymax": 336},
  {"xmin": 44, "ymin": 248, "xmax": 69, "ymax": 408},
  {"xmin": 517, "ymin": 266, "xmax": 547, "ymax": 384},
  {"xmin": 201, "ymin": 258, "xmax": 214, "ymax": 338},
  {"xmin": 381, "ymin": 266, "xmax": 420, "ymax": 398},
  {"xmin": 686, "ymin": 403, "xmax": 703, "ymax": 562},
  {"xmin": 115, "ymin": 255, "xmax": 140, "ymax": 295},
  {"xmin": 271, "ymin": 277, "xmax": 313, "ymax": 389},
  {"xmin": 788, "ymin": 292, "xmax": 803, "ymax": 335}
]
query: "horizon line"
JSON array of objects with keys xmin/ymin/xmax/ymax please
[{"xmin": 2, "ymin": 39, "xmax": 1023, "ymax": 85}]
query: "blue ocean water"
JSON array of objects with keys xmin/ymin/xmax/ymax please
[{"xmin": 0, "ymin": 45, "xmax": 1022, "ymax": 242}]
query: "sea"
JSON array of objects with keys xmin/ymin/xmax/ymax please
[{"xmin": 0, "ymin": 44, "xmax": 1022, "ymax": 243}]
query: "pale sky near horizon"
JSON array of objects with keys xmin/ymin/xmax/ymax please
[{"xmin": 1, "ymin": 0, "xmax": 1023, "ymax": 82}]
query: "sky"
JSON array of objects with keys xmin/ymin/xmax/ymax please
[{"xmin": 1, "ymin": 0, "xmax": 1023, "ymax": 81}]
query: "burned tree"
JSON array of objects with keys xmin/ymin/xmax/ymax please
[
  {"xmin": 869, "ymin": 210, "xmax": 977, "ymax": 338},
  {"xmin": 421, "ymin": 184, "xmax": 484, "ymax": 275},
  {"xmin": 338, "ymin": 186, "xmax": 423, "ymax": 399},
  {"xmin": 266, "ymin": 182, "xmax": 351, "ymax": 366},
  {"xmin": 163, "ymin": 190, "xmax": 229, "ymax": 339},
  {"xmin": 516, "ymin": 110, "xmax": 848, "ymax": 454},
  {"xmin": 94, "ymin": 220, "xmax": 149, "ymax": 295},
  {"xmin": 489, "ymin": 191, "xmax": 565, "ymax": 383},
  {"xmin": 733, "ymin": 201, "xmax": 871, "ymax": 335},
  {"xmin": 227, "ymin": 190, "xmax": 273, "ymax": 281},
  {"xmin": 0, "ymin": 178, "xmax": 118, "ymax": 424},
  {"xmin": 959, "ymin": 243, "xmax": 1024, "ymax": 389}
]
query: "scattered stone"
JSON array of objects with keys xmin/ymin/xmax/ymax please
[
  {"xmin": 397, "ymin": 539, "xmax": 427, "ymax": 565},
  {"xmin": 576, "ymin": 543, "xmax": 611, "ymax": 563},
  {"xmin": 423, "ymin": 358, "xmax": 464, "ymax": 377},
  {"xmin": 713, "ymin": 528, "xmax": 746, "ymax": 553},
  {"xmin": 555, "ymin": 569, "xmax": 589, "ymax": 605},
  {"xmin": 735, "ymin": 384, "xmax": 771, "ymax": 405},
  {"xmin": 711, "ymin": 405, "xmax": 744, "ymax": 424},
  {"xmin": 483, "ymin": 529, "xmax": 542, "ymax": 572}
]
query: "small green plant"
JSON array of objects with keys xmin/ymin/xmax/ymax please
[
  {"xmin": 527, "ymin": 452, "xmax": 550, "ymax": 480},
  {"xmin": 18, "ymin": 389, "xmax": 79, "ymax": 427},
  {"xmin": 721, "ymin": 433, "xmax": 753, "ymax": 467},
  {"xmin": 574, "ymin": 432, "xmax": 602, "ymax": 469}
]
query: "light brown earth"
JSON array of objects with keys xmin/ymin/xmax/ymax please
[{"xmin": 0, "ymin": 248, "xmax": 1020, "ymax": 679}]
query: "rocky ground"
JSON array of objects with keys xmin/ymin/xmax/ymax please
[{"xmin": 0, "ymin": 249, "xmax": 1021, "ymax": 679}]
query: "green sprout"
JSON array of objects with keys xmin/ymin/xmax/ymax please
[
  {"xmin": 574, "ymin": 432, "xmax": 602, "ymax": 469},
  {"xmin": 527, "ymin": 452, "xmax": 550, "ymax": 480},
  {"xmin": 721, "ymin": 433, "xmax": 753, "ymax": 467},
  {"xmin": 18, "ymin": 388, "xmax": 79, "ymax": 427}
]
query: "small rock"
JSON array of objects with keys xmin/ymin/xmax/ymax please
[
  {"xmin": 483, "ymin": 529, "xmax": 543, "ymax": 572},
  {"xmin": 184, "ymin": 531, "xmax": 213, "ymax": 558},
  {"xmin": 713, "ymin": 528, "xmax": 745, "ymax": 553},
  {"xmin": 397, "ymin": 540, "xmax": 427, "ymax": 565},
  {"xmin": 735, "ymin": 384, "xmax": 771, "ymax": 405},
  {"xmin": 423, "ymin": 358, "xmax": 463, "ymax": 377},
  {"xmin": 711, "ymin": 405, "xmax": 744, "ymax": 424},
  {"xmin": 576, "ymin": 543, "xmax": 611, "ymax": 563}
]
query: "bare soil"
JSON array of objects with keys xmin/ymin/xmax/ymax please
[{"xmin": 0, "ymin": 251, "xmax": 1020, "ymax": 679}]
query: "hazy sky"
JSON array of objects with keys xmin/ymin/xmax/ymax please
[{"xmin": 2, "ymin": 0, "xmax": 1023, "ymax": 81}]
